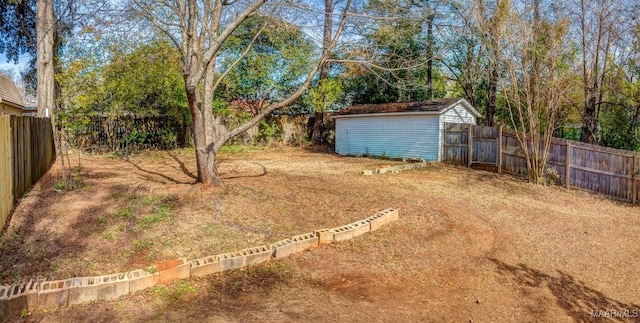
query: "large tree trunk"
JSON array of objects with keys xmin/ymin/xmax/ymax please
[
  {"xmin": 426, "ymin": 5, "xmax": 434, "ymax": 99},
  {"xmin": 629, "ymin": 104, "xmax": 640, "ymax": 150},
  {"xmin": 36, "ymin": 0, "xmax": 55, "ymax": 117},
  {"xmin": 202, "ymin": 60, "xmax": 222, "ymax": 187},
  {"xmin": 187, "ymin": 87, "xmax": 222, "ymax": 187},
  {"xmin": 476, "ymin": 0, "xmax": 503, "ymax": 127},
  {"xmin": 485, "ymin": 63, "xmax": 497, "ymax": 127},
  {"xmin": 134, "ymin": 0, "xmax": 351, "ymax": 187},
  {"xmin": 187, "ymin": 87, "xmax": 205, "ymax": 183},
  {"xmin": 460, "ymin": 40, "xmax": 478, "ymax": 108},
  {"xmin": 320, "ymin": 0, "xmax": 332, "ymax": 80},
  {"xmin": 577, "ymin": 0, "xmax": 613, "ymax": 145},
  {"xmin": 580, "ymin": 96, "xmax": 598, "ymax": 144},
  {"xmin": 311, "ymin": 111, "xmax": 324, "ymax": 144},
  {"xmin": 311, "ymin": 0, "xmax": 333, "ymax": 144}
]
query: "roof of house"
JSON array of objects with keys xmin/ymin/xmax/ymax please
[
  {"xmin": 336, "ymin": 98, "xmax": 479, "ymax": 117},
  {"xmin": 229, "ymin": 99, "xmax": 269, "ymax": 116},
  {"xmin": 0, "ymin": 74, "xmax": 24, "ymax": 108},
  {"xmin": 22, "ymin": 102, "xmax": 37, "ymax": 112}
]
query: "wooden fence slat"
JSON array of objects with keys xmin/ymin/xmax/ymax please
[
  {"xmin": 445, "ymin": 144, "xmax": 468, "ymax": 147},
  {"xmin": 470, "ymin": 161, "xmax": 497, "ymax": 165},
  {"xmin": 565, "ymin": 143, "xmax": 571, "ymax": 188},
  {"xmin": 0, "ymin": 116, "xmax": 12, "ymax": 230},
  {"xmin": 467, "ymin": 124, "xmax": 472, "ymax": 167},
  {"xmin": 1, "ymin": 116, "xmax": 56, "ymax": 231},
  {"xmin": 12, "ymin": 116, "xmax": 19, "ymax": 202},
  {"xmin": 570, "ymin": 164, "xmax": 633, "ymax": 179},
  {"xmin": 25, "ymin": 117, "xmax": 32, "ymax": 193},
  {"xmin": 571, "ymin": 141, "xmax": 635, "ymax": 157},
  {"xmin": 633, "ymin": 155, "xmax": 637, "ymax": 204},
  {"xmin": 497, "ymin": 127, "xmax": 502, "ymax": 174},
  {"xmin": 443, "ymin": 122, "xmax": 640, "ymax": 204},
  {"xmin": 546, "ymin": 161, "xmax": 564, "ymax": 167},
  {"xmin": 501, "ymin": 151, "xmax": 525, "ymax": 158}
]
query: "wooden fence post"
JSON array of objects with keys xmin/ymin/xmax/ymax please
[
  {"xmin": 497, "ymin": 127, "xmax": 502, "ymax": 174},
  {"xmin": 633, "ymin": 155, "xmax": 637, "ymax": 204},
  {"xmin": 442, "ymin": 124, "xmax": 447, "ymax": 163},
  {"xmin": 565, "ymin": 142, "xmax": 571, "ymax": 188},
  {"xmin": 467, "ymin": 124, "xmax": 473, "ymax": 167}
]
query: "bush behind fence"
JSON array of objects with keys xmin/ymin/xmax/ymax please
[
  {"xmin": 62, "ymin": 115, "xmax": 190, "ymax": 152},
  {"xmin": 62, "ymin": 114, "xmax": 311, "ymax": 152}
]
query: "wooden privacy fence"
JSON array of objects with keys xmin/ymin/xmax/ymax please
[
  {"xmin": 0, "ymin": 115, "xmax": 56, "ymax": 231},
  {"xmin": 443, "ymin": 122, "xmax": 639, "ymax": 203},
  {"xmin": 61, "ymin": 114, "xmax": 311, "ymax": 152},
  {"xmin": 61, "ymin": 115, "xmax": 190, "ymax": 152}
]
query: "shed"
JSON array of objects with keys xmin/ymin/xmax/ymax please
[
  {"xmin": 333, "ymin": 98, "xmax": 480, "ymax": 161},
  {"xmin": 0, "ymin": 74, "xmax": 24, "ymax": 116}
]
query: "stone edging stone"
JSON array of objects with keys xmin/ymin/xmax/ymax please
[
  {"xmin": 0, "ymin": 208, "xmax": 399, "ymax": 318},
  {"xmin": 361, "ymin": 162, "xmax": 432, "ymax": 175}
]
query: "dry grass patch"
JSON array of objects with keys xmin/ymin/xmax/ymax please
[{"xmin": 2, "ymin": 145, "xmax": 639, "ymax": 322}]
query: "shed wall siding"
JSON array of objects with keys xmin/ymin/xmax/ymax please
[
  {"xmin": 441, "ymin": 103, "xmax": 477, "ymax": 125},
  {"xmin": 335, "ymin": 118, "xmax": 349, "ymax": 154},
  {"xmin": 335, "ymin": 115, "xmax": 440, "ymax": 161}
]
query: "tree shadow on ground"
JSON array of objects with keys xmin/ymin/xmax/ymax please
[
  {"xmin": 167, "ymin": 152, "xmax": 197, "ymax": 180},
  {"xmin": 124, "ymin": 159, "xmax": 194, "ymax": 184},
  {"xmin": 0, "ymin": 172, "xmax": 131, "ymax": 283},
  {"xmin": 0, "ymin": 159, "xmax": 187, "ymax": 284},
  {"xmin": 489, "ymin": 258, "xmax": 640, "ymax": 322},
  {"xmin": 220, "ymin": 162, "xmax": 268, "ymax": 180}
]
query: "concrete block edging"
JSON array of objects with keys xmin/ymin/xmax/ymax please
[
  {"xmin": 361, "ymin": 162, "xmax": 432, "ymax": 176},
  {"xmin": 0, "ymin": 208, "xmax": 399, "ymax": 317}
]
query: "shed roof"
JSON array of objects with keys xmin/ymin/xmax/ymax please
[
  {"xmin": 0, "ymin": 74, "xmax": 24, "ymax": 108},
  {"xmin": 336, "ymin": 98, "xmax": 480, "ymax": 117}
]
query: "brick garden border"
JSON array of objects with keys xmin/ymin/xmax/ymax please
[{"xmin": 0, "ymin": 209, "xmax": 399, "ymax": 318}]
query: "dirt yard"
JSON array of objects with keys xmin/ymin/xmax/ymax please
[{"xmin": 2, "ymin": 146, "xmax": 639, "ymax": 322}]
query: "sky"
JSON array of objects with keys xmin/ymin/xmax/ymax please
[{"xmin": 0, "ymin": 53, "xmax": 30, "ymax": 81}]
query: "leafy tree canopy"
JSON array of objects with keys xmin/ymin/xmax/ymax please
[
  {"xmin": 341, "ymin": 0, "xmax": 447, "ymax": 104},
  {"xmin": 216, "ymin": 15, "xmax": 315, "ymax": 104},
  {"xmin": 58, "ymin": 40, "xmax": 188, "ymax": 119},
  {"xmin": 0, "ymin": 0, "xmax": 35, "ymax": 64}
]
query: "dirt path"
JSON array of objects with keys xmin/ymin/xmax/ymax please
[{"xmin": 2, "ymin": 147, "xmax": 639, "ymax": 322}]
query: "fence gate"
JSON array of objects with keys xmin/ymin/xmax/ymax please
[{"xmin": 443, "ymin": 123, "xmax": 501, "ymax": 171}]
